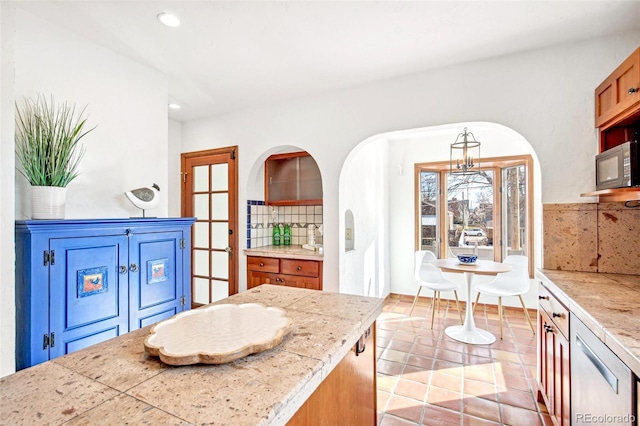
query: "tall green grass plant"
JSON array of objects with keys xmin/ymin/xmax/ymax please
[{"xmin": 15, "ymin": 95, "xmax": 96, "ymax": 187}]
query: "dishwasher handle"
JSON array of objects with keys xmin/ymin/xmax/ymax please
[{"xmin": 576, "ymin": 334, "xmax": 618, "ymax": 393}]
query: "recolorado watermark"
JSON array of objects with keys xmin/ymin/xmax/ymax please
[{"xmin": 575, "ymin": 413, "xmax": 636, "ymax": 424}]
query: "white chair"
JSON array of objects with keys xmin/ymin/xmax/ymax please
[
  {"xmin": 409, "ymin": 250, "xmax": 463, "ymax": 329},
  {"xmin": 472, "ymin": 255, "xmax": 535, "ymax": 339}
]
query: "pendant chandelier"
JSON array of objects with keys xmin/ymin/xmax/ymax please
[{"xmin": 450, "ymin": 127, "xmax": 481, "ymax": 175}]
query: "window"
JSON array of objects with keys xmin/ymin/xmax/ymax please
[{"xmin": 415, "ymin": 155, "xmax": 533, "ymax": 276}]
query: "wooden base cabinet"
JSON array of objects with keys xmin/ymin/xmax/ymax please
[
  {"xmin": 15, "ymin": 218, "xmax": 195, "ymax": 370},
  {"xmin": 247, "ymin": 256, "xmax": 322, "ymax": 290},
  {"xmin": 537, "ymin": 282, "xmax": 570, "ymax": 426},
  {"xmin": 288, "ymin": 325, "xmax": 376, "ymax": 425}
]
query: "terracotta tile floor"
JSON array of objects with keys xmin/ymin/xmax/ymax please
[{"xmin": 377, "ymin": 295, "xmax": 552, "ymax": 426}]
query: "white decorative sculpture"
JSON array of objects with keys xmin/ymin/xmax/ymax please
[{"xmin": 125, "ymin": 183, "xmax": 160, "ymax": 217}]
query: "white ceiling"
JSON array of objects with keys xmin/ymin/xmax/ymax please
[{"xmin": 15, "ymin": 1, "xmax": 640, "ymax": 122}]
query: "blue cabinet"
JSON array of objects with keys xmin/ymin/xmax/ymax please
[{"xmin": 15, "ymin": 218, "xmax": 195, "ymax": 370}]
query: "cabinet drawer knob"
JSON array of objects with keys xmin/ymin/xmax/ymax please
[
  {"xmin": 119, "ymin": 265, "xmax": 128, "ymax": 274},
  {"xmin": 544, "ymin": 324, "xmax": 553, "ymax": 333},
  {"xmin": 538, "ymin": 295, "xmax": 549, "ymax": 300},
  {"xmin": 260, "ymin": 262, "xmax": 264, "ymax": 267},
  {"xmin": 129, "ymin": 263, "xmax": 138, "ymax": 272},
  {"xmin": 297, "ymin": 266, "xmax": 301, "ymax": 271},
  {"xmin": 629, "ymin": 87, "xmax": 639, "ymax": 95},
  {"xmin": 552, "ymin": 312, "xmax": 562, "ymax": 318}
]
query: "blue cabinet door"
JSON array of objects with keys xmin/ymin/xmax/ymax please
[
  {"xmin": 128, "ymin": 231, "xmax": 186, "ymax": 330},
  {"xmin": 48, "ymin": 235, "xmax": 129, "ymax": 360}
]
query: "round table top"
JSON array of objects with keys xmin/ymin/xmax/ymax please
[{"xmin": 433, "ymin": 258, "xmax": 513, "ymax": 275}]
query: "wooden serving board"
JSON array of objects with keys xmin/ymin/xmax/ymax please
[{"xmin": 144, "ymin": 303, "xmax": 294, "ymax": 365}]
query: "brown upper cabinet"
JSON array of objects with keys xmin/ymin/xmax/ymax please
[
  {"xmin": 595, "ymin": 47, "xmax": 640, "ymax": 151},
  {"xmin": 265, "ymin": 151, "xmax": 323, "ymax": 205}
]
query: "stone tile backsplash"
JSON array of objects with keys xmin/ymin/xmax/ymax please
[
  {"xmin": 246, "ymin": 201, "xmax": 323, "ymax": 248},
  {"xmin": 543, "ymin": 203, "xmax": 640, "ymax": 275}
]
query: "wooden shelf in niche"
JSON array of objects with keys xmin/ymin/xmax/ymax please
[{"xmin": 580, "ymin": 187, "xmax": 640, "ymax": 202}]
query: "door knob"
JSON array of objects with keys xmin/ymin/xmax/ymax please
[{"xmin": 225, "ymin": 246, "xmax": 232, "ymax": 257}]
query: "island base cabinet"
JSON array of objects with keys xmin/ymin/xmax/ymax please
[{"xmin": 288, "ymin": 324, "xmax": 376, "ymax": 425}]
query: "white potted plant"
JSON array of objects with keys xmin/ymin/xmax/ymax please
[{"xmin": 15, "ymin": 95, "xmax": 96, "ymax": 219}]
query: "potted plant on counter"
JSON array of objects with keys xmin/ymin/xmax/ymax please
[{"xmin": 15, "ymin": 94, "xmax": 96, "ymax": 219}]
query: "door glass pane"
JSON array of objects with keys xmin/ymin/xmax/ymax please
[
  {"xmin": 194, "ymin": 194, "xmax": 210, "ymax": 221},
  {"xmin": 211, "ymin": 251, "xmax": 229, "ymax": 279},
  {"xmin": 211, "ymin": 164, "xmax": 228, "ymax": 191},
  {"xmin": 419, "ymin": 171, "xmax": 439, "ymax": 256},
  {"xmin": 211, "ymin": 193, "xmax": 228, "ymax": 220},
  {"xmin": 446, "ymin": 170, "xmax": 494, "ymax": 260},
  {"xmin": 194, "ymin": 249, "xmax": 209, "ymax": 276},
  {"xmin": 194, "ymin": 166, "xmax": 209, "ymax": 192},
  {"xmin": 503, "ymin": 165, "xmax": 527, "ymax": 257},
  {"xmin": 193, "ymin": 277, "xmax": 209, "ymax": 305},
  {"xmin": 194, "ymin": 222, "xmax": 209, "ymax": 249},
  {"xmin": 211, "ymin": 222, "xmax": 228, "ymax": 250},
  {"xmin": 211, "ymin": 280, "xmax": 229, "ymax": 302}
]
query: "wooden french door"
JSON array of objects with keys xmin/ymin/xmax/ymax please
[{"xmin": 181, "ymin": 147, "xmax": 238, "ymax": 307}]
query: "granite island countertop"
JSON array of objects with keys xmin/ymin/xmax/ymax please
[
  {"xmin": 537, "ymin": 269, "xmax": 640, "ymax": 376},
  {"xmin": 0, "ymin": 285, "xmax": 382, "ymax": 426},
  {"xmin": 244, "ymin": 245, "xmax": 324, "ymax": 261}
]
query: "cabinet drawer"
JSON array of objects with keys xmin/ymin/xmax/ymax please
[
  {"xmin": 538, "ymin": 282, "xmax": 569, "ymax": 339},
  {"xmin": 281, "ymin": 259, "xmax": 319, "ymax": 277},
  {"xmin": 247, "ymin": 256, "xmax": 279, "ymax": 273}
]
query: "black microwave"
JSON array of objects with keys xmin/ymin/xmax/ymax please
[{"xmin": 595, "ymin": 140, "xmax": 639, "ymax": 190}]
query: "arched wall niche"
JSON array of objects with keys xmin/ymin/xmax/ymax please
[{"xmin": 245, "ymin": 146, "xmax": 324, "ymax": 249}]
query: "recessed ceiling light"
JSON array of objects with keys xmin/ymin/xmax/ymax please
[
  {"xmin": 157, "ymin": 12, "xmax": 181, "ymax": 28},
  {"xmin": 168, "ymin": 103, "xmax": 181, "ymax": 110}
]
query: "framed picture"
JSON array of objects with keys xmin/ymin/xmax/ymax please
[
  {"xmin": 77, "ymin": 266, "xmax": 108, "ymax": 297},
  {"xmin": 148, "ymin": 258, "xmax": 169, "ymax": 284}
]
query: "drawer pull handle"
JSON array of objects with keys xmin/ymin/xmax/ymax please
[
  {"xmin": 297, "ymin": 266, "xmax": 301, "ymax": 271},
  {"xmin": 130, "ymin": 263, "xmax": 138, "ymax": 272},
  {"xmin": 119, "ymin": 265, "xmax": 128, "ymax": 274},
  {"xmin": 544, "ymin": 324, "xmax": 553, "ymax": 333},
  {"xmin": 629, "ymin": 87, "xmax": 639, "ymax": 95},
  {"xmin": 259, "ymin": 262, "xmax": 264, "ymax": 267},
  {"xmin": 552, "ymin": 312, "xmax": 562, "ymax": 318},
  {"xmin": 538, "ymin": 295, "xmax": 549, "ymax": 300}
]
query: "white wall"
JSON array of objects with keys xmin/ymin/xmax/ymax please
[
  {"xmin": 14, "ymin": 9, "xmax": 169, "ymax": 220},
  {"xmin": 0, "ymin": 3, "xmax": 16, "ymax": 379},
  {"xmin": 181, "ymin": 33, "xmax": 640, "ymax": 299},
  {"xmin": 168, "ymin": 119, "xmax": 182, "ymax": 217},
  {"xmin": 0, "ymin": 8, "xmax": 170, "ymax": 376},
  {"xmin": 340, "ymin": 137, "xmax": 389, "ymax": 298}
]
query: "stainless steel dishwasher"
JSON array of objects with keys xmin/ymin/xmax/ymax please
[{"xmin": 570, "ymin": 314, "xmax": 635, "ymax": 425}]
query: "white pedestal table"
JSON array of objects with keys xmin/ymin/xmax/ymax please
[{"xmin": 433, "ymin": 258, "xmax": 513, "ymax": 345}]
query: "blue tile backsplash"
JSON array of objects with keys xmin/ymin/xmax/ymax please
[{"xmin": 246, "ymin": 200, "xmax": 323, "ymax": 248}]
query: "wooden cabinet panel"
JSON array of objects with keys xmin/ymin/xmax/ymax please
[
  {"xmin": 281, "ymin": 259, "xmax": 319, "ymax": 277},
  {"xmin": 595, "ymin": 47, "xmax": 640, "ymax": 129},
  {"xmin": 538, "ymin": 283, "xmax": 570, "ymax": 426},
  {"xmin": 247, "ymin": 255, "xmax": 323, "ymax": 290},
  {"xmin": 288, "ymin": 325, "xmax": 376, "ymax": 425},
  {"xmin": 265, "ymin": 151, "xmax": 322, "ymax": 205},
  {"xmin": 247, "ymin": 256, "xmax": 279, "ymax": 273}
]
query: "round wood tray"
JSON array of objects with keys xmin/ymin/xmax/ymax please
[{"xmin": 144, "ymin": 303, "xmax": 294, "ymax": 365}]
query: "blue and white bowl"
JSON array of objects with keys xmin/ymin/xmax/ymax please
[{"xmin": 457, "ymin": 254, "xmax": 478, "ymax": 264}]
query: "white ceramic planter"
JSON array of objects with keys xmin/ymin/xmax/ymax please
[{"xmin": 31, "ymin": 186, "xmax": 67, "ymax": 219}]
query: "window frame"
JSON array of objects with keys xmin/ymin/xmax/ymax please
[{"xmin": 414, "ymin": 155, "xmax": 534, "ymax": 277}]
